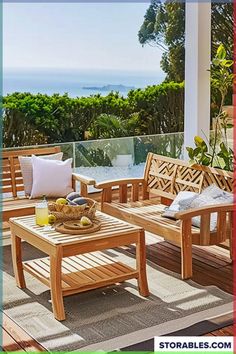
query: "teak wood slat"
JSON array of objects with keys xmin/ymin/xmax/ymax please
[
  {"xmin": 2, "ymin": 328, "xmax": 23, "ymax": 352},
  {"xmin": 23, "ymin": 252, "xmax": 138, "ymax": 295},
  {"xmin": 119, "ymin": 184, "xmax": 128, "ymax": 203},
  {"xmin": 200, "ymin": 214, "xmax": 211, "ymax": 245},
  {"xmin": 3, "ymin": 146, "xmax": 61, "ymax": 199},
  {"xmin": 95, "ymin": 153, "xmax": 234, "ymax": 280},
  {"xmin": 9, "ymin": 212, "xmax": 149, "ymax": 321},
  {"xmin": 3, "ymin": 178, "xmax": 23, "ymax": 186},
  {"xmin": 132, "ymin": 183, "xmax": 139, "ymax": 202}
]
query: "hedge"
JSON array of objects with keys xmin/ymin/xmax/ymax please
[{"xmin": 3, "ymin": 82, "xmax": 184, "ymax": 147}]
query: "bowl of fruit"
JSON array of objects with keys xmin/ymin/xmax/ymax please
[{"xmin": 48, "ymin": 192, "xmax": 97, "ymax": 221}]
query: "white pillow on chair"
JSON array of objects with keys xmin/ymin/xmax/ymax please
[
  {"xmin": 162, "ymin": 185, "xmax": 233, "ymax": 232},
  {"xmin": 162, "ymin": 191, "xmax": 198, "ymax": 219},
  {"xmin": 190, "ymin": 185, "xmax": 233, "ymax": 231},
  {"xmin": 201, "ymin": 184, "xmax": 233, "ymax": 203},
  {"xmin": 30, "ymin": 155, "xmax": 73, "ymax": 198},
  {"xmin": 19, "ymin": 152, "xmax": 63, "ymax": 196}
]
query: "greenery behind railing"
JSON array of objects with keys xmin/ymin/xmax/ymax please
[{"xmin": 3, "ymin": 82, "xmax": 184, "ymax": 147}]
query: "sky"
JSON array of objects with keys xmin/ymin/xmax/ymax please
[{"xmin": 3, "ymin": 2, "xmax": 163, "ymax": 74}]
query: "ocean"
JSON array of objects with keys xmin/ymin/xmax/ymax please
[{"xmin": 3, "ymin": 68, "xmax": 165, "ymax": 97}]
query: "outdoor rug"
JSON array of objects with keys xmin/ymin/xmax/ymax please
[{"xmin": 3, "ymin": 242, "xmax": 233, "ymax": 352}]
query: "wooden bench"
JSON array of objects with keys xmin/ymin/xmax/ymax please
[
  {"xmin": 3, "ymin": 146, "xmax": 95, "ymax": 222},
  {"xmin": 95, "ymin": 153, "xmax": 234, "ymax": 279}
]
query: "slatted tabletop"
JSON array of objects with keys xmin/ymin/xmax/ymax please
[{"xmin": 10, "ymin": 212, "xmax": 143, "ymax": 246}]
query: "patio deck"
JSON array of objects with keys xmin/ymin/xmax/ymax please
[
  {"xmin": 1, "ymin": 314, "xmax": 233, "ymax": 353},
  {"xmin": 2, "ymin": 225, "xmax": 233, "ymax": 351}
]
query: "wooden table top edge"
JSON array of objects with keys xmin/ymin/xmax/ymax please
[{"xmin": 9, "ymin": 212, "xmax": 144, "ymax": 246}]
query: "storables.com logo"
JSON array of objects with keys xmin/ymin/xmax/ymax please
[{"xmin": 154, "ymin": 336, "xmax": 233, "ymax": 352}]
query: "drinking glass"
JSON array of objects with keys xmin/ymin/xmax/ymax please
[{"xmin": 35, "ymin": 202, "xmax": 49, "ymax": 226}]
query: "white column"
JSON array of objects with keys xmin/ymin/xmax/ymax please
[{"xmin": 184, "ymin": 2, "xmax": 211, "ymax": 159}]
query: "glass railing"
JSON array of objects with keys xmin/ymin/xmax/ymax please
[
  {"xmin": 74, "ymin": 132, "xmax": 184, "ymax": 183},
  {"xmin": 4, "ymin": 129, "xmax": 232, "ymax": 191},
  {"xmin": 3, "ymin": 132, "xmax": 184, "ymax": 189}
]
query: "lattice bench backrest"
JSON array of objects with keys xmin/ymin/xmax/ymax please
[
  {"xmin": 2, "ymin": 146, "xmax": 61, "ymax": 199},
  {"xmin": 145, "ymin": 153, "xmax": 233, "ymax": 200}
]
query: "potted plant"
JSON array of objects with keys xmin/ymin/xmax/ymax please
[{"xmin": 187, "ymin": 44, "xmax": 235, "ymax": 171}]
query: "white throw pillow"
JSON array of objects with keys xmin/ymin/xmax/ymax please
[
  {"xmin": 201, "ymin": 184, "xmax": 233, "ymax": 203},
  {"xmin": 190, "ymin": 187, "xmax": 233, "ymax": 231},
  {"xmin": 30, "ymin": 155, "xmax": 73, "ymax": 198},
  {"xmin": 162, "ymin": 191, "xmax": 198, "ymax": 219},
  {"xmin": 162, "ymin": 186, "xmax": 233, "ymax": 232},
  {"xmin": 19, "ymin": 152, "xmax": 63, "ymax": 195}
]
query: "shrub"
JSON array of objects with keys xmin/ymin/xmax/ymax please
[{"xmin": 3, "ymin": 82, "xmax": 184, "ymax": 147}]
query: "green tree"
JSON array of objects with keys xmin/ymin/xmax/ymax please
[
  {"xmin": 128, "ymin": 82, "xmax": 184, "ymax": 134},
  {"xmin": 138, "ymin": 1, "xmax": 233, "ymax": 82}
]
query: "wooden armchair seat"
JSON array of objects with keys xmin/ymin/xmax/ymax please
[
  {"xmin": 103, "ymin": 198, "xmax": 201, "ymax": 240},
  {"xmin": 103, "ymin": 198, "xmax": 232, "ymax": 244}
]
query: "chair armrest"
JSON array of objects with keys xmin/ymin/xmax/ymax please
[
  {"xmin": 176, "ymin": 203, "xmax": 234, "ymax": 249},
  {"xmin": 72, "ymin": 173, "xmax": 96, "ymax": 197},
  {"xmin": 72, "ymin": 173, "xmax": 96, "ymax": 186},
  {"xmin": 96, "ymin": 178, "xmax": 147, "ymax": 205},
  {"xmin": 175, "ymin": 203, "xmax": 234, "ymax": 220},
  {"xmin": 95, "ymin": 178, "xmax": 145, "ymax": 189}
]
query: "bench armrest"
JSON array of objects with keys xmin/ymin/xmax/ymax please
[
  {"xmin": 72, "ymin": 173, "xmax": 96, "ymax": 186},
  {"xmin": 72, "ymin": 173, "xmax": 96, "ymax": 197},
  {"xmin": 175, "ymin": 203, "xmax": 234, "ymax": 251},
  {"xmin": 95, "ymin": 178, "xmax": 147, "ymax": 205},
  {"xmin": 175, "ymin": 203, "xmax": 234, "ymax": 220},
  {"xmin": 95, "ymin": 178, "xmax": 145, "ymax": 189}
]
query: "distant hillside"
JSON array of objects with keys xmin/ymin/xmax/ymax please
[{"xmin": 83, "ymin": 84, "xmax": 135, "ymax": 91}]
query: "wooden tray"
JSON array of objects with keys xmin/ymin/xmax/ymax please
[
  {"xmin": 55, "ymin": 219, "xmax": 101, "ymax": 235},
  {"xmin": 63, "ymin": 220, "xmax": 92, "ymax": 230}
]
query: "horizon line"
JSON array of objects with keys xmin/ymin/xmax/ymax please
[{"xmin": 4, "ymin": 66, "xmax": 164, "ymax": 74}]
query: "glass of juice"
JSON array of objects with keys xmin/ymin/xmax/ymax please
[{"xmin": 35, "ymin": 202, "xmax": 49, "ymax": 226}]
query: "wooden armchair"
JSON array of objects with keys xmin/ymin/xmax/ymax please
[
  {"xmin": 95, "ymin": 153, "xmax": 234, "ymax": 279},
  {"xmin": 3, "ymin": 146, "xmax": 95, "ymax": 222}
]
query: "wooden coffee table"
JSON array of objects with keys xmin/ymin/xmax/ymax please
[{"xmin": 9, "ymin": 212, "xmax": 149, "ymax": 321}]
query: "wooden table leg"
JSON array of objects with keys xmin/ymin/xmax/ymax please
[
  {"xmin": 136, "ymin": 230, "xmax": 149, "ymax": 297},
  {"xmin": 11, "ymin": 232, "xmax": 26, "ymax": 289},
  {"xmin": 50, "ymin": 247, "xmax": 65, "ymax": 321}
]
